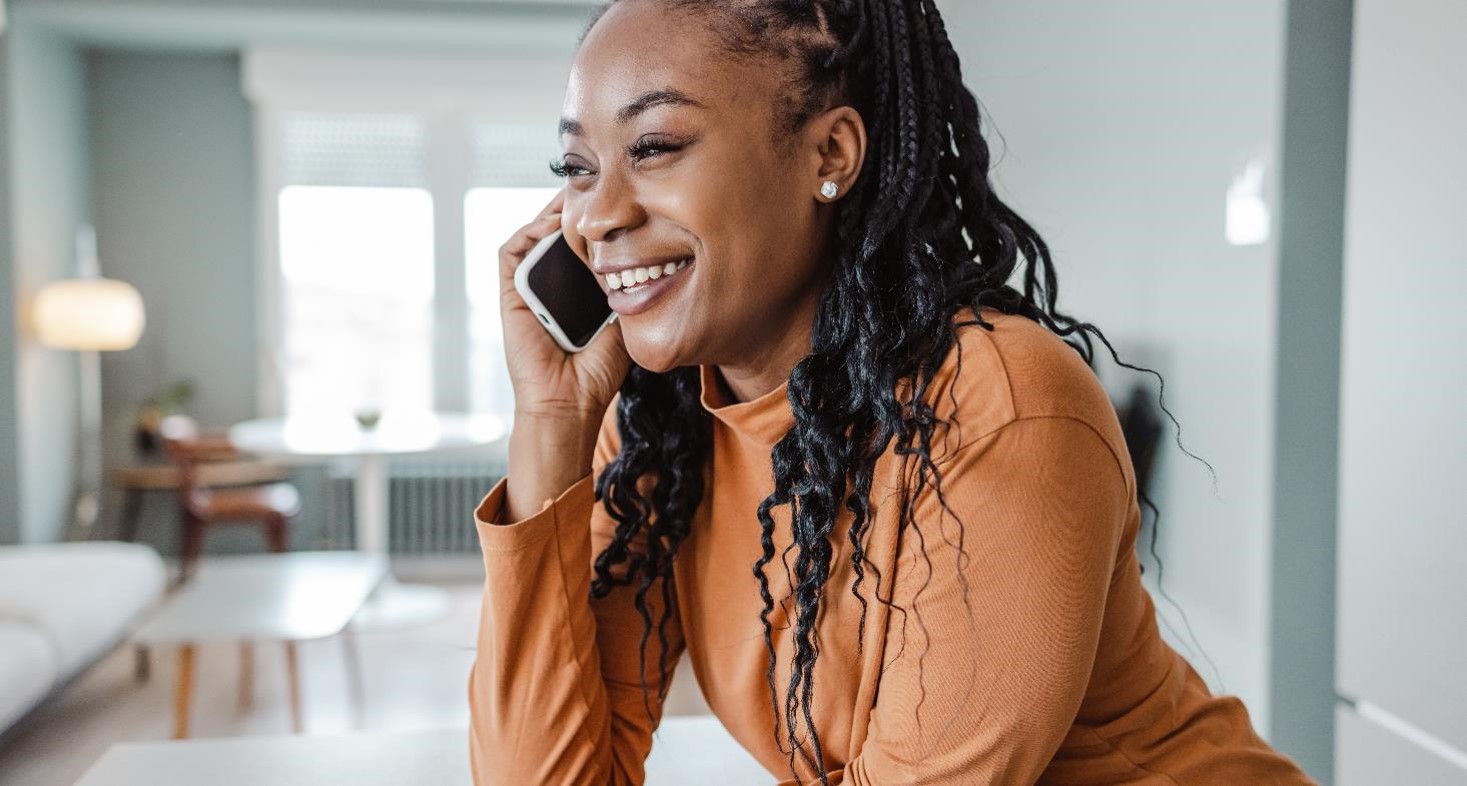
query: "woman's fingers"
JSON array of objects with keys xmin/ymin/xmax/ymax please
[
  {"xmin": 499, "ymin": 213, "xmax": 562, "ymax": 282},
  {"xmin": 579, "ymin": 317, "xmax": 631, "ymax": 403}
]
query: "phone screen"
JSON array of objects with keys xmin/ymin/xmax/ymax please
[{"xmin": 526, "ymin": 234, "xmax": 613, "ymax": 347}]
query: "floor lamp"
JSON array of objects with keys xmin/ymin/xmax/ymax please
[{"xmin": 32, "ymin": 261, "xmax": 146, "ymax": 542}]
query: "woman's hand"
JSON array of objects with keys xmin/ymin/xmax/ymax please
[{"xmin": 497, "ymin": 189, "xmax": 630, "ymax": 521}]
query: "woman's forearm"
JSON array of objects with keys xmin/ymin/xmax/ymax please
[
  {"xmin": 471, "ymin": 401, "xmax": 675, "ymax": 785},
  {"xmin": 471, "ymin": 472, "xmax": 612, "ymax": 785}
]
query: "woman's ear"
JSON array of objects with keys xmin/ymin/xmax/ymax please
[{"xmin": 808, "ymin": 105, "xmax": 867, "ymax": 202}]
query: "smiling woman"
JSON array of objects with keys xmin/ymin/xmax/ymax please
[{"xmin": 467, "ymin": 1, "xmax": 1318, "ymax": 785}]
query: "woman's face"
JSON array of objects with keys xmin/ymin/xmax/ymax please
[{"xmin": 557, "ymin": 0, "xmax": 848, "ymax": 375}]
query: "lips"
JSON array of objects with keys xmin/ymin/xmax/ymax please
[{"xmin": 604, "ymin": 257, "xmax": 694, "ymax": 317}]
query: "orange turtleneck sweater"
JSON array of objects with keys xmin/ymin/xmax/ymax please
[{"xmin": 467, "ymin": 306, "xmax": 1316, "ymax": 785}]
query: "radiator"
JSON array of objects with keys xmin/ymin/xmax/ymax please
[{"xmin": 323, "ymin": 455, "xmax": 506, "ymax": 556}]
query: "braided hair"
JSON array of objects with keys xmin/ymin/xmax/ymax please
[{"xmin": 572, "ymin": 1, "xmax": 1203, "ymax": 782}]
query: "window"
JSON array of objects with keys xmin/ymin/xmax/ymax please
[
  {"xmin": 255, "ymin": 68, "xmax": 566, "ymax": 423},
  {"xmin": 275, "ymin": 112, "xmax": 437, "ymax": 418},
  {"xmin": 279, "ymin": 184, "xmax": 435, "ymax": 417}
]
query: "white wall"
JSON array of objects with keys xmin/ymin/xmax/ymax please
[
  {"xmin": 1335, "ymin": 0, "xmax": 1467, "ymax": 779},
  {"xmin": 4, "ymin": 19, "xmax": 91, "ymax": 544},
  {"xmin": 937, "ymin": 0, "xmax": 1287, "ymax": 732}
]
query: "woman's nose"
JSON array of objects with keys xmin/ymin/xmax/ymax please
[{"xmin": 574, "ymin": 170, "xmax": 643, "ymax": 246}]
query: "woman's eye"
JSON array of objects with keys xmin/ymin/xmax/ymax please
[
  {"xmin": 548, "ymin": 159, "xmax": 589, "ymax": 179},
  {"xmin": 628, "ymin": 139, "xmax": 683, "ymax": 162},
  {"xmin": 547, "ymin": 138, "xmax": 687, "ymax": 179}
]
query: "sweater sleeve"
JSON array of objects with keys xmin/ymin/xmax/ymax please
[
  {"xmin": 468, "ymin": 401, "xmax": 684, "ymax": 786},
  {"xmin": 781, "ymin": 415, "xmax": 1131, "ymax": 786}
]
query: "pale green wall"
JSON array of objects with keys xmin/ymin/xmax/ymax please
[
  {"xmin": 4, "ymin": 19, "xmax": 91, "ymax": 544},
  {"xmin": 1269, "ymin": 0, "xmax": 1353, "ymax": 780},
  {"xmin": 0, "ymin": 33, "xmax": 18, "ymax": 545},
  {"xmin": 88, "ymin": 50, "xmax": 258, "ymax": 461},
  {"xmin": 87, "ymin": 49, "xmax": 314, "ymax": 555}
]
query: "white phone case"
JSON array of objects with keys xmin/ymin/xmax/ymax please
[{"xmin": 513, "ymin": 229, "xmax": 617, "ymax": 353}]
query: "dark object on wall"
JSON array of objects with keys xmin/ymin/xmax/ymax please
[{"xmin": 1116, "ymin": 383, "xmax": 1163, "ymax": 502}]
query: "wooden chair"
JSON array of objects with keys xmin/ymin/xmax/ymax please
[{"xmin": 159, "ymin": 416, "xmax": 301, "ymax": 584}]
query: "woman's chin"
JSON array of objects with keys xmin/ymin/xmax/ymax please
[{"xmin": 623, "ymin": 330, "xmax": 695, "ymax": 375}]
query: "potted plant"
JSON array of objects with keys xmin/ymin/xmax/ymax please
[{"xmin": 133, "ymin": 380, "xmax": 196, "ymax": 457}]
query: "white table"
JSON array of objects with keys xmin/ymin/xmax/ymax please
[
  {"xmin": 74, "ymin": 717, "xmax": 774, "ymax": 786},
  {"xmin": 228, "ymin": 412, "xmax": 507, "ymax": 630},
  {"xmin": 131, "ymin": 552, "xmax": 388, "ymax": 738}
]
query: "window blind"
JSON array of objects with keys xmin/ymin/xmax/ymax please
[
  {"xmin": 280, "ymin": 112, "xmax": 430, "ymax": 188},
  {"xmin": 469, "ymin": 121, "xmax": 562, "ymax": 189}
]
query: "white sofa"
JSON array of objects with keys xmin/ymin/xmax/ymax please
[{"xmin": 0, "ymin": 541, "xmax": 166, "ymax": 734}]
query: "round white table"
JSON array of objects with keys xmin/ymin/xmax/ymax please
[{"xmin": 228, "ymin": 411, "xmax": 508, "ymax": 630}]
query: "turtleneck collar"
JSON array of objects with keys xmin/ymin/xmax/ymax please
[{"xmin": 697, "ymin": 364, "xmax": 795, "ymax": 448}]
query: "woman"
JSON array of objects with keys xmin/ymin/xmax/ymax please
[{"xmin": 470, "ymin": 0, "xmax": 1317, "ymax": 784}]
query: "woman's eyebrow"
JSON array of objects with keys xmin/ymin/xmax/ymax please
[{"xmin": 559, "ymin": 87, "xmax": 706, "ymax": 137}]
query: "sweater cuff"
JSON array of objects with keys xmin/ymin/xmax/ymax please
[{"xmin": 473, "ymin": 472, "xmax": 596, "ymax": 552}]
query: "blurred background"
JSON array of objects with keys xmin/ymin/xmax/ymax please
[{"xmin": 0, "ymin": 1, "xmax": 1461, "ymax": 785}]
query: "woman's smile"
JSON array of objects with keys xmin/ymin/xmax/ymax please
[{"xmin": 603, "ymin": 257, "xmax": 693, "ymax": 316}]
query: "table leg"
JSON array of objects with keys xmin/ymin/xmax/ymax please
[
  {"xmin": 238, "ymin": 642, "xmax": 254, "ymax": 712},
  {"xmin": 354, "ymin": 454, "xmax": 388, "ymax": 555},
  {"xmin": 118, "ymin": 488, "xmax": 145, "ymax": 542},
  {"xmin": 342, "ymin": 624, "xmax": 366, "ymax": 730},
  {"xmin": 284, "ymin": 640, "xmax": 303, "ymax": 734},
  {"xmin": 173, "ymin": 644, "xmax": 196, "ymax": 739},
  {"xmin": 349, "ymin": 455, "xmax": 450, "ymax": 632}
]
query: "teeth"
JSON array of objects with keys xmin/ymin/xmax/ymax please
[{"xmin": 607, "ymin": 259, "xmax": 691, "ymax": 291}]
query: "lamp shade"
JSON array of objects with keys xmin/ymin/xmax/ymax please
[{"xmin": 32, "ymin": 278, "xmax": 146, "ymax": 351}]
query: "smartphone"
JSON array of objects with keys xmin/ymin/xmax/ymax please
[{"xmin": 513, "ymin": 229, "xmax": 617, "ymax": 353}]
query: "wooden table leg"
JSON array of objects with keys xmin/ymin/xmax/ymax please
[
  {"xmin": 284, "ymin": 640, "xmax": 303, "ymax": 733},
  {"xmin": 341, "ymin": 625, "xmax": 365, "ymax": 729},
  {"xmin": 238, "ymin": 642, "xmax": 254, "ymax": 712},
  {"xmin": 173, "ymin": 644, "xmax": 196, "ymax": 739}
]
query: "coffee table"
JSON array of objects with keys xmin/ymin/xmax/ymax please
[
  {"xmin": 130, "ymin": 551, "xmax": 388, "ymax": 739},
  {"xmin": 74, "ymin": 717, "xmax": 773, "ymax": 785}
]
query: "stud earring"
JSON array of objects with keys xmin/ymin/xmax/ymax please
[{"xmin": 820, "ymin": 180, "xmax": 839, "ymax": 199}]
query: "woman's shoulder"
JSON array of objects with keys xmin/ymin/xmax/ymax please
[{"xmin": 926, "ymin": 305, "xmax": 1130, "ymax": 465}]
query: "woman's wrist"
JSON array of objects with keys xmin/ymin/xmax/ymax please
[{"xmin": 502, "ymin": 411, "xmax": 602, "ymax": 523}]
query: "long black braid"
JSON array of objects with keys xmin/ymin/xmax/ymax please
[{"xmin": 574, "ymin": 1, "xmax": 1212, "ymax": 782}]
